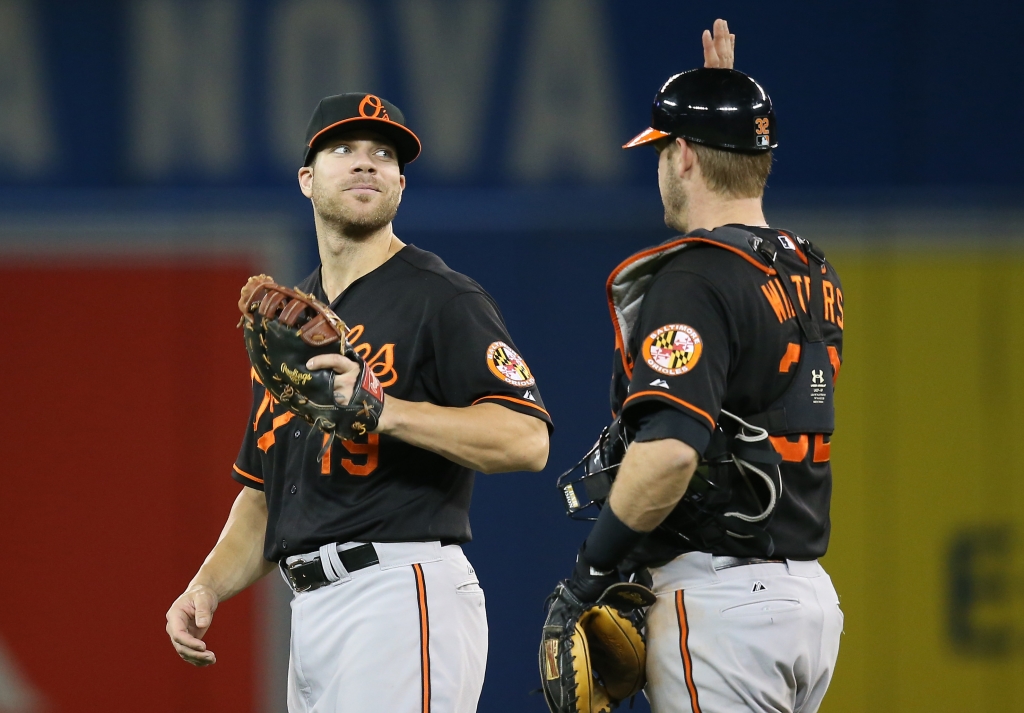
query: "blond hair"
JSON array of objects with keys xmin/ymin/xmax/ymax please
[{"xmin": 691, "ymin": 143, "xmax": 773, "ymax": 199}]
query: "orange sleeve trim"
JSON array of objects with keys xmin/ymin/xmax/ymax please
[
  {"xmin": 676, "ymin": 591, "xmax": 704, "ymax": 713},
  {"xmin": 413, "ymin": 563, "xmax": 431, "ymax": 713},
  {"xmin": 472, "ymin": 395, "xmax": 551, "ymax": 419},
  {"xmin": 232, "ymin": 464, "xmax": 264, "ymax": 484},
  {"xmin": 622, "ymin": 391, "xmax": 716, "ymax": 430}
]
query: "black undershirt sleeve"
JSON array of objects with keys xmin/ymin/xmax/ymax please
[{"xmin": 631, "ymin": 403, "xmax": 713, "ymax": 455}]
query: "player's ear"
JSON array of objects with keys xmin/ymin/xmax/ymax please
[
  {"xmin": 677, "ymin": 138, "xmax": 697, "ymax": 179},
  {"xmin": 399, "ymin": 174, "xmax": 406, "ymax": 191},
  {"xmin": 298, "ymin": 164, "xmax": 314, "ymax": 198}
]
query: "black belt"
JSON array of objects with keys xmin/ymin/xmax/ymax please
[
  {"xmin": 281, "ymin": 540, "xmax": 462, "ymax": 593},
  {"xmin": 282, "ymin": 543, "xmax": 380, "ymax": 593}
]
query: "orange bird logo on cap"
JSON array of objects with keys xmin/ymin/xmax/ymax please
[{"xmin": 359, "ymin": 94, "xmax": 390, "ymax": 120}]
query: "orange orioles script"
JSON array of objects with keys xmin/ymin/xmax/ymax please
[{"xmin": 252, "ymin": 324, "xmax": 396, "ymax": 477}]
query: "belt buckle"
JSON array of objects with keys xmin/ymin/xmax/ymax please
[{"xmin": 285, "ymin": 558, "xmax": 317, "ymax": 593}]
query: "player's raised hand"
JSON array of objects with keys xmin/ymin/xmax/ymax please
[
  {"xmin": 166, "ymin": 584, "xmax": 219, "ymax": 666},
  {"xmin": 702, "ymin": 18, "xmax": 735, "ymax": 69},
  {"xmin": 306, "ymin": 353, "xmax": 360, "ymax": 406}
]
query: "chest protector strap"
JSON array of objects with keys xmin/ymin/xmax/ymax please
[{"xmin": 745, "ymin": 234, "xmax": 835, "ymax": 436}]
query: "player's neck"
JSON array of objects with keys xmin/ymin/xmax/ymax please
[
  {"xmin": 317, "ymin": 223, "xmax": 405, "ymax": 302},
  {"xmin": 680, "ymin": 192, "xmax": 768, "ymax": 233}
]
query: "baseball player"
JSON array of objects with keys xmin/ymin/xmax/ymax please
[
  {"xmin": 165, "ymin": 93, "xmax": 553, "ymax": 712},
  {"xmin": 557, "ymin": 21, "xmax": 844, "ymax": 712}
]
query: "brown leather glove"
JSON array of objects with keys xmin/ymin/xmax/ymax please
[{"xmin": 238, "ymin": 275, "xmax": 385, "ymax": 453}]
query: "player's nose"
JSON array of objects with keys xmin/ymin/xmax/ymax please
[{"xmin": 350, "ymin": 151, "xmax": 376, "ymax": 173}]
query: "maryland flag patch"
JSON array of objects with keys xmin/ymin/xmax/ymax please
[
  {"xmin": 642, "ymin": 324, "xmax": 703, "ymax": 376},
  {"xmin": 486, "ymin": 341, "xmax": 535, "ymax": 386}
]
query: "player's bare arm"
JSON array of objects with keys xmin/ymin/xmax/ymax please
[
  {"xmin": 165, "ymin": 487, "xmax": 275, "ymax": 666},
  {"xmin": 305, "ymin": 352, "xmax": 549, "ymax": 473},
  {"xmin": 702, "ymin": 18, "xmax": 736, "ymax": 69},
  {"xmin": 606, "ymin": 438, "xmax": 698, "ymax": 531}
]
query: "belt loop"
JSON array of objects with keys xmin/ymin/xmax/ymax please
[{"xmin": 319, "ymin": 543, "xmax": 351, "ymax": 583}]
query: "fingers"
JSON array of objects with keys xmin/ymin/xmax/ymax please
[
  {"xmin": 166, "ymin": 611, "xmax": 216, "ymax": 665},
  {"xmin": 703, "ymin": 20, "xmax": 736, "ymax": 69},
  {"xmin": 306, "ymin": 354, "xmax": 358, "ymax": 373},
  {"xmin": 714, "ymin": 19, "xmax": 735, "ymax": 69},
  {"xmin": 166, "ymin": 587, "xmax": 219, "ymax": 667},
  {"xmin": 702, "ymin": 28, "xmax": 718, "ymax": 67}
]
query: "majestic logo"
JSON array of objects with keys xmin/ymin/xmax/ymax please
[
  {"xmin": 486, "ymin": 341, "xmax": 536, "ymax": 386},
  {"xmin": 523, "ymin": 390, "xmax": 537, "ymax": 402},
  {"xmin": 281, "ymin": 363, "xmax": 312, "ymax": 386},
  {"xmin": 358, "ymin": 94, "xmax": 390, "ymax": 120},
  {"xmin": 642, "ymin": 324, "xmax": 703, "ymax": 376},
  {"xmin": 650, "ymin": 378, "xmax": 670, "ymax": 389}
]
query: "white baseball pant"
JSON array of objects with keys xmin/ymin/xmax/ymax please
[
  {"xmin": 285, "ymin": 541, "xmax": 487, "ymax": 713},
  {"xmin": 644, "ymin": 552, "xmax": 843, "ymax": 713}
]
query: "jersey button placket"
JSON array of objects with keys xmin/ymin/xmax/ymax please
[
  {"xmin": 290, "ymin": 485, "xmax": 298, "ymax": 494},
  {"xmin": 281, "ymin": 539, "xmax": 288, "ymax": 550}
]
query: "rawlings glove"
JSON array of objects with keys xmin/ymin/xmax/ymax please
[
  {"xmin": 238, "ymin": 275, "xmax": 385, "ymax": 454},
  {"xmin": 539, "ymin": 581, "xmax": 657, "ymax": 713}
]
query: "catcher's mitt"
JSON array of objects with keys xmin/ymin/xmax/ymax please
[
  {"xmin": 238, "ymin": 275, "xmax": 385, "ymax": 454},
  {"xmin": 539, "ymin": 582, "xmax": 657, "ymax": 713}
]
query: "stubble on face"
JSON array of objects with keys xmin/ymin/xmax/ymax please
[
  {"xmin": 310, "ymin": 164, "xmax": 403, "ymax": 239},
  {"xmin": 658, "ymin": 144, "xmax": 689, "ymax": 233}
]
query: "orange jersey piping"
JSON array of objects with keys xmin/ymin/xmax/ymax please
[
  {"xmin": 472, "ymin": 394, "xmax": 551, "ymax": 419},
  {"xmin": 232, "ymin": 464, "xmax": 263, "ymax": 484},
  {"xmin": 622, "ymin": 391, "xmax": 716, "ymax": 430}
]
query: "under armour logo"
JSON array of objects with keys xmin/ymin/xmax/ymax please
[{"xmin": 811, "ymin": 370, "xmax": 825, "ymax": 384}]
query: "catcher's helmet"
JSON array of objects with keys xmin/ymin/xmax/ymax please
[{"xmin": 624, "ymin": 68, "xmax": 776, "ymax": 153}]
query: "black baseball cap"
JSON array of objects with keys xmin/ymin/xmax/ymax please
[
  {"xmin": 303, "ymin": 93, "xmax": 422, "ymax": 168},
  {"xmin": 624, "ymin": 68, "xmax": 776, "ymax": 153}
]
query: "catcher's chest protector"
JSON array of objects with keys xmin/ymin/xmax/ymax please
[{"xmin": 607, "ymin": 225, "xmax": 835, "ymax": 438}]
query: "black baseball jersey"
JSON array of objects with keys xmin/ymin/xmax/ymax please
[
  {"xmin": 610, "ymin": 225, "xmax": 844, "ymax": 562},
  {"xmin": 232, "ymin": 245, "xmax": 552, "ymax": 562}
]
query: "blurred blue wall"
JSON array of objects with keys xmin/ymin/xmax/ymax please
[{"xmin": 1, "ymin": 0, "xmax": 1022, "ymax": 193}]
